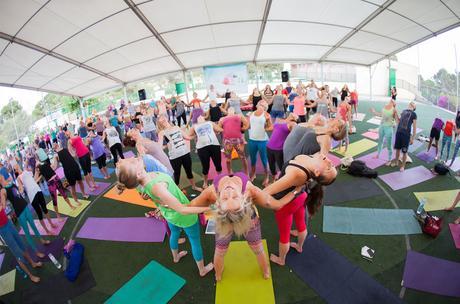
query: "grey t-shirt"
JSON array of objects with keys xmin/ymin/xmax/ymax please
[
  {"xmin": 283, "ymin": 126, "xmax": 320, "ymax": 162},
  {"xmin": 272, "ymin": 95, "xmax": 285, "ymax": 112},
  {"xmin": 228, "ymin": 99, "xmax": 242, "ymax": 114}
]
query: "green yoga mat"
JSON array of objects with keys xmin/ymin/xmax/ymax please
[
  {"xmin": 333, "ymin": 138, "xmax": 377, "ymax": 157},
  {"xmin": 105, "ymin": 261, "xmax": 185, "ymax": 304},
  {"xmin": 323, "ymin": 206, "xmax": 422, "ymax": 235}
]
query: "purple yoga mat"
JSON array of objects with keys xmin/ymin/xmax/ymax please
[
  {"xmin": 331, "ymin": 139, "xmax": 340, "ymax": 149},
  {"xmin": 403, "ymin": 250, "xmax": 460, "ymax": 297},
  {"xmin": 416, "ymin": 149, "xmax": 437, "ymax": 163},
  {"xmin": 379, "ymin": 166, "xmax": 435, "ymax": 191},
  {"xmin": 76, "ymin": 217, "xmax": 166, "ymax": 242},
  {"xmin": 19, "ymin": 217, "xmax": 67, "ymax": 236},
  {"xmin": 11, "ymin": 237, "xmax": 64, "ymax": 268},
  {"xmin": 76, "ymin": 181, "xmax": 111, "ymax": 196},
  {"xmin": 449, "ymin": 224, "xmax": 460, "ymax": 249},
  {"xmin": 408, "ymin": 140, "xmax": 424, "ymax": 153},
  {"xmin": 356, "ymin": 150, "xmax": 390, "ymax": 169},
  {"xmin": 123, "ymin": 151, "xmax": 135, "ymax": 158},
  {"xmin": 450, "ymin": 157, "xmax": 460, "ymax": 172}
]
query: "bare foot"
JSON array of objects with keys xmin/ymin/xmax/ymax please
[
  {"xmin": 454, "ymin": 218, "xmax": 460, "ymax": 224},
  {"xmin": 399, "ymin": 166, "xmax": 405, "ymax": 172},
  {"xmin": 444, "ymin": 207, "xmax": 454, "ymax": 211},
  {"xmin": 30, "ymin": 275, "xmax": 40, "ymax": 283},
  {"xmin": 372, "ymin": 155, "xmax": 379, "ymax": 159},
  {"xmin": 104, "ymin": 175, "xmax": 110, "ymax": 180},
  {"xmin": 173, "ymin": 251, "xmax": 188, "ymax": 263},
  {"xmin": 290, "ymin": 242, "xmax": 302, "ymax": 253},
  {"xmin": 263, "ymin": 269, "xmax": 271, "ymax": 279},
  {"xmin": 74, "ymin": 200, "xmax": 81, "ymax": 205},
  {"xmin": 199, "ymin": 262, "xmax": 214, "ymax": 277},
  {"xmin": 202, "ymin": 183, "xmax": 208, "ymax": 189},
  {"xmin": 178, "ymin": 237, "xmax": 186, "ymax": 245},
  {"xmin": 50, "ymin": 222, "xmax": 57, "ymax": 229},
  {"xmin": 250, "ymin": 175, "xmax": 256, "ymax": 182},
  {"xmin": 32, "ymin": 261, "xmax": 43, "ymax": 268},
  {"xmin": 215, "ymin": 273, "xmax": 222, "ymax": 282},
  {"xmin": 59, "ymin": 217, "xmax": 66, "ymax": 222},
  {"xmin": 270, "ymin": 253, "xmax": 285, "ymax": 266},
  {"xmin": 290, "ymin": 229, "xmax": 299, "ymax": 237},
  {"xmin": 36, "ymin": 251, "xmax": 45, "ymax": 258},
  {"xmin": 262, "ymin": 178, "xmax": 269, "ymax": 188},
  {"xmin": 70, "ymin": 205, "xmax": 76, "ymax": 210},
  {"xmin": 83, "ymin": 195, "xmax": 90, "ymax": 199},
  {"xmin": 385, "ymin": 161, "xmax": 392, "ymax": 166},
  {"xmin": 40, "ymin": 239, "xmax": 51, "ymax": 245},
  {"xmin": 192, "ymin": 186, "xmax": 203, "ymax": 192}
]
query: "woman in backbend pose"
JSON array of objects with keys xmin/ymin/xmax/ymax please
[
  {"xmin": 117, "ymin": 159, "xmax": 213, "ymax": 277},
  {"xmin": 370, "ymin": 98, "xmax": 399, "ymax": 165}
]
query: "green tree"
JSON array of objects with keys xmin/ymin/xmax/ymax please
[{"xmin": 1, "ymin": 98, "xmax": 22, "ymax": 119}]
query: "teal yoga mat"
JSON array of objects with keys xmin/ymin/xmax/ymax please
[
  {"xmin": 323, "ymin": 206, "xmax": 422, "ymax": 235},
  {"xmin": 105, "ymin": 261, "xmax": 185, "ymax": 304}
]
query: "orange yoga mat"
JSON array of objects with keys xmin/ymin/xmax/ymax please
[{"xmin": 104, "ymin": 186, "xmax": 156, "ymax": 208}]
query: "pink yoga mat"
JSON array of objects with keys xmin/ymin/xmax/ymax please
[
  {"xmin": 123, "ymin": 150, "xmax": 135, "ymax": 158},
  {"xmin": 362, "ymin": 131, "xmax": 378, "ymax": 140},
  {"xmin": 416, "ymin": 149, "xmax": 437, "ymax": 163},
  {"xmin": 76, "ymin": 217, "xmax": 166, "ymax": 242},
  {"xmin": 379, "ymin": 166, "xmax": 435, "ymax": 191},
  {"xmin": 19, "ymin": 217, "xmax": 68, "ymax": 236},
  {"xmin": 76, "ymin": 181, "xmax": 111, "ymax": 196},
  {"xmin": 356, "ymin": 150, "xmax": 390, "ymax": 169},
  {"xmin": 327, "ymin": 153, "xmax": 341, "ymax": 167},
  {"xmin": 449, "ymin": 224, "xmax": 460, "ymax": 249},
  {"xmin": 208, "ymin": 152, "xmax": 227, "ymax": 180}
]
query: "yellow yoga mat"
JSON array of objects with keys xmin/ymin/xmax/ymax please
[
  {"xmin": 215, "ymin": 240, "xmax": 275, "ymax": 304},
  {"xmin": 333, "ymin": 138, "xmax": 377, "ymax": 157},
  {"xmin": 414, "ymin": 190, "xmax": 460, "ymax": 211},
  {"xmin": 0, "ymin": 269, "xmax": 15, "ymax": 296},
  {"xmin": 104, "ymin": 186, "xmax": 156, "ymax": 208},
  {"xmin": 47, "ymin": 197, "xmax": 91, "ymax": 218}
]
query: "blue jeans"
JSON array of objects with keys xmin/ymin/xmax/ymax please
[
  {"xmin": 377, "ymin": 125, "xmax": 393, "ymax": 161},
  {"xmin": 0, "ymin": 220, "xmax": 26, "ymax": 262},
  {"xmin": 440, "ymin": 134, "xmax": 452, "ymax": 161},
  {"xmin": 18, "ymin": 207, "xmax": 42, "ymax": 251},
  {"xmin": 168, "ymin": 221, "xmax": 203, "ymax": 261},
  {"xmin": 248, "ymin": 139, "xmax": 268, "ymax": 168}
]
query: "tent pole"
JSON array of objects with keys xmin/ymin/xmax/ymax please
[
  {"xmin": 255, "ymin": 62, "xmax": 260, "ymax": 90},
  {"xmin": 79, "ymin": 97, "xmax": 86, "ymax": 120},
  {"xmin": 320, "ymin": 62, "xmax": 324, "ymax": 86},
  {"xmin": 455, "ymin": 44, "xmax": 459, "ymax": 112},
  {"xmin": 369, "ymin": 66, "xmax": 373, "ymax": 102},
  {"xmin": 123, "ymin": 85, "xmax": 128, "ymax": 102},
  {"xmin": 182, "ymin": 70, "xmax": 190, "ymax": 104}
]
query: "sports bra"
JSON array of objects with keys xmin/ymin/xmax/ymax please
[{"xmin": 272, "ymin": 162, "xmax": 309, "ymax": 199}]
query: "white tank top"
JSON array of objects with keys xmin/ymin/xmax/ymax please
[
  {"xmin": 20, "ymin": 171, "xmax": 41, "ymax": 202},
  {"xmin": 194, "ymin": 122, "xmax": 220, "ymax": 149},
  {"xmin": 106, "ymin": 127, "xmax": 121, "ymax": 147},
  {"xmin": 164, "ymin": 127, "xmax": 190, "ymax": 159},
  {"xmin": 141, "ymin": 115, "xmax": 156, "ymax": 132},
  {"xmin": 249, "ymin": 113, "xmax": 268, "ymax": 141}
]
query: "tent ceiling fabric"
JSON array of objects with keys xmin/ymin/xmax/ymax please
[{"xmin": 0, "ymin": 0, "xmax": 459, "ymax": 98}]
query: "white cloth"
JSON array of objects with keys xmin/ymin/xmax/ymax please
[
  {"xmin": 19, "ymin": 171, "xmax": 41, "ymax": 202},
  {"xmin": 164, "ymin": 128, "xmax": 190, "ymax": 159},
  {"xmin": 249, "ymin": 113, "xmax": 268, "ymax": 141},
  {"xmin": 194, "ymin": 122, "xmax": 220, "ymax": 149},
  {"xmin": 141, "ymin": 115, "xmax": 156, "ymax": 132},
  {"xmin": 307, "ymin": 87, "xmax": 318, "ymax": 101},
  {"xmin": 106, "ymin": 126, "xmax": 121, "ymax": 147}
]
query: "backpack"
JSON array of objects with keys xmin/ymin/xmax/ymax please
[
  {"xmin": 347, "ymin": 160, "xmax": 378, "ymax": 178},
  {"xmin": 433, "ymin": 163, "xmax": 449, "ymax": 175}
]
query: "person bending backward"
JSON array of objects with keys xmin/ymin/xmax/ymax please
[
  {"xmin": 189, "ymin": 172, "xmax": 300, "ymax": 281},
  {"xmin": 392, "ymin": 102, "xmax": 417, "ymax": 172},
  {"xmin": 67, "ymin": 132, "xmax": 98, "ymax": 190},
  {"xmin": 0, "ymin": 185, "xmax": 42, "ymax": 283},
  {"xmin": 247, "ymin": 101, "xmax": 273, "ymax": 186},
  {"xmin": 370, "ymin": 98, "xmax": 399, "ymax": 165},
  {"xmin": 117, "ymin": 161, "xmax": 214, "ymax": 277},
  {"xmin": 263, "ymin": 152, "xmax": 338, "ymax": 265},
  {"xmin": 157, "ymin": 115, "xmax": 202, "ymax": 191},
  {"xmin": 189, "ymin": 116, "xmax": 223, "ymax": 188},
  {"xmin": 218, "ymin": 107, "xmax": 250, "ymax": 175}
]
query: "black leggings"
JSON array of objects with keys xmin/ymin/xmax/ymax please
[
  {"xmin": 31, "ymin": 192, "xmax": 48, "ymax": 220},
  {"xmin": 176, "ymin": 112, "xmax": 187, "ymax": 127},
  {"xmin": 332, "ymin": 97, "xmax": 338, "ymax": 108},
  {"xmin": 110, "ymin": 143, "xmax": 124, "ymax": 164},
  {"xmin": 170, "ymin": 153, "xmax": 193, "ymax": 185},
  {"xmin": 267, "ymin": 147, "xmax": 284, "ymax": 176},
  {"xmin": 197, "ymin": 145, "xmax": 221, "ymax": 176}
]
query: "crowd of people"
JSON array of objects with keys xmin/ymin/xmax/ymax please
[{"xmin": 1, "ymin": 79, "xmax": 459, "ymax": 283}]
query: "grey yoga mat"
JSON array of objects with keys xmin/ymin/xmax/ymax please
[{"xmin": 324, "ymin": 178, "xmax": 384, "ymax": 205}]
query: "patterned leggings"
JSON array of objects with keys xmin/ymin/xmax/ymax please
[
  {"xmin": 215, "ymin": 217, "xmax": 262, "ymax": 253},
  {"xmin": 47, "ymin": 176, "xmax": 67, "ymax": 206}
]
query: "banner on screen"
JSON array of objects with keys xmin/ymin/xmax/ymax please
[{"xmin": 203, "ymin": 63, "xmax": 248, "ymax": 94}]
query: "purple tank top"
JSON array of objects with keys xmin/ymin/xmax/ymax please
[
  {"xmin": 191, "ymin": 108, "xmax": 204, "ymax": 124},
  {"xmin": 432, "ymin": 118, "xmax": 444, "ymax": 131},
  {"xmin": 214, "ymin": 172, "xmax": 249, "ymax": 193},
  {"xmin": 267, "ymin": 123, "xmax": 290, "ymax": 151},
  {"xmin": 90, "ymin": 136, "xmax": 105, "ymax": 159}
]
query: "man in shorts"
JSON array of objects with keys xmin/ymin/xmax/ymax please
[{"xmin": 392, "ymin": 101, "xmax": 417, "ymax": 172}]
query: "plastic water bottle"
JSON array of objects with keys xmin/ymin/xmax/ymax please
[
  {"xmin": 15, "ymin": 265, "xmax": 28, "ymax": 279},
  {"xmin": 416, "ymin": 198, "xmax": 427, "ymax": 214},
  {"xmin": 48, "ymin": 253, "xmax": 62, "ymax": 269}
]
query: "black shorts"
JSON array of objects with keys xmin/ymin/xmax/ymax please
[
  {"xmin": 65, "ymin": 167, "xmax": 82, "ymax": 186},
  {"xmin": 95, "ymin": 153, "xmax": 107, "ymax": 169},
  {"xmin": 52, "ymin": 138, "xmax": 58, "ymax": 143},
  {"xmin": 430, "ymin": 127, "xmax": 440, "ymax": 141},
  {"xmin": 394, "ymin": 131, "xmax": 410, "ymax": 153},
  {"xmin": 78, "ymin": 153, "xmax": 92, "ymax": 176}
]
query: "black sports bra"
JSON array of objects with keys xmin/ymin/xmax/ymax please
[{"xmin": 272, "ymin": 162, "xmax": 309, "ymax": 199}]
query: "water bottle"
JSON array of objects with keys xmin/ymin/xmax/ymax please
[
  {"xmin": 416, "ymin": 198, "xmax": 427, "ymax": 214},
  {"xmin": 48, "ymin": 253, "xmax": 62, "ymax": 269},
  {"xmin": 16, "ymin": 265, "xmax": 28, "ymax": 279}
]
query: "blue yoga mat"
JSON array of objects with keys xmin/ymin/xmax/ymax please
[
  {"xmin": 323, "ymin": 206, "xmax": 422, "ymax": 235},
  {"xmin": 105, "ymin": 260, "xmax": 185, "ymax": 304},
  {"xmin": 286, "ymin": 236, "xmax": 402, "ymax": 304},
  {"xmin": 90, "ymin": 166, "xmax": 115, "ymax": 179}
]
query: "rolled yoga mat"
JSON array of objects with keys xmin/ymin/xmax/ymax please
[
  {"xmin": 323, "ymin": 178, "xmax": 384, "ymax": 205},
  {"xmin": 413, "ymin": 189, "xmax": 459, "ymax": 211},
  {"xmin": 76, "ymin": 217, "xmax": 166, "ymax": 242},
  {"xmin": 323, "ymin": 206, "xmax": 422, "ymax": 235},
  {"xmin": 286, "ymin": 236, "xmax": 402, "ymax": 304},
  {"xmin": 105, "ymin": 260, "xmax": 185, "ymax": 304},
  {"xmin": 379, "ymin": 166, "xmax": 435, "ymax": 191},
  {"xmin": 333, "ymin": 138, "xmax": 377, "ymax": 157},
  {"xmin": 216, "ymin": 240, "xmax": 275, "ymax": 304},
  {"xmin": 402, "ymin": 251, "xmax": 460, "ymax": 297},
  {"xmin": 22, "ymin": 260, "xmax": 96, "ymax": 304}
]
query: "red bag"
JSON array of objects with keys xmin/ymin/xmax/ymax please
[{"xmin": 422, "ymin": 215, "xmax": 443, "ymax": 238}]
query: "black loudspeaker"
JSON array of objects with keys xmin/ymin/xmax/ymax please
[
  {"xmin": 281, "ymin": 71, "xmax": 289, "ymax": 82},
  {"xmin": 138, "ymin": 89, "xmax": 146, "ymax": 101}
]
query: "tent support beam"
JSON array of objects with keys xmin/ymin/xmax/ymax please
[
  {"xmin": 369, "ymin": 66, "xmax": 373, "ymax": 102},
  {"xmin": 253, "ymin": 0, "xmax": 273, "ymax": 62}
]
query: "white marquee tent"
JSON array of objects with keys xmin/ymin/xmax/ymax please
[{"xmin": 0, "ymin": 0, "xmax": 459, "ymax": 98}]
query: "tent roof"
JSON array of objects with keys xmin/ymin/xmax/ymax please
[{"xmin": 0, "ymin": 0, "xmax": 459, "ymax": 98}]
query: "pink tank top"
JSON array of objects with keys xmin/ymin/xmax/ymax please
[
  {"xmin": 70, "ymin": 136, "xmax": 89, "ymax": 158},
  {"xmin": 338, "ymin": 103, "xmax": 348, "ymax": 121},
  {"xmin": 293, "ymin": 96, "xmax": 306, "ymax": 116},
  {"xmin": 222, "ymin": 115, "xmax": 242, "ymax": 139}
]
